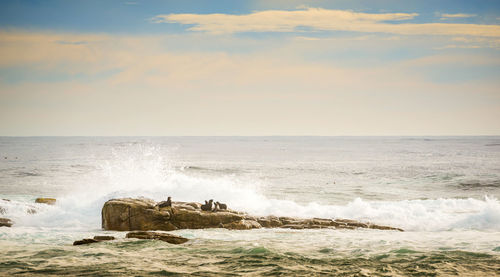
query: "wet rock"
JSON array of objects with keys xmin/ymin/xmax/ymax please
[
  {"xmin": 73, "ymin": 238, "xmax": 99, "ymax": 245},
  {"xmin": 101, "ymin": 198, "xmax": 173, "ymax": 231},
  {"xmin": 35, "ymin": 198, "xmax": 56, "ymax": 205},
  {"xmin": 126, "ymin": 231, "xmax": 188, "ymax": 244},
  {"xmin": 0, "ymin": 218, "xmax": 12, "ymax": 227},
  {"xmin": 102, "ymin": 198, "xmax": 404, "ymax": 232},
  {"xmin": 93, "ymin": 235, "xmax": 115, "ymax": 241},
  {"xmin": 73, "ymin": 235, "xmax": 116, "ymax": 245},
  {"xmin": 257, "ymin": 216, "xmax": 283, "ymax": 228},
  {"xmin": 223, "ymin": 219, "xmax": 262, "ymax": 230}
]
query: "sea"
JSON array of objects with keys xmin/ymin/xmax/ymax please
[{"xmin": 0, "ymin": 136, "xmax": 499, "ymax": 276}]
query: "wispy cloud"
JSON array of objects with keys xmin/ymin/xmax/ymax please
[
  {"xmin": 153, "ymin": 8, "xmax": 500, "ymax": 37},
  {"xmin": 446, "ymin": 36, "xmax": 500, "ymax": 49},
  {"xmin": 434, "ymin": 44, "xmax": 481, "ymax": 50},
  {"xmin": 153, "ymin": 8, "xmax": 418, "ymax": 33},
  {"xmin": 440, "ymin": 13, "xmax": 476, "ymax": 19},
  {"xmin": 55, "ymin": 40, "xmax": 88, "ymax": 45}
]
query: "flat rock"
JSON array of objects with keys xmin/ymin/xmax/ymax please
[
  {"xmin": 102, "ymin": 198, "xmax": 403, "ymax": 232},
  {"xmin": 73, "ymin": 235, "xmax": 116, "ymax": 246},
  {"xmin": 73, "ymin": 238, "xmax": 99, "ymax": 245},
  {"xmin": 35, "ymin": 198, "xmax": 56, "ymax": 205},
  {"xmin": 126, "ymin": 231, "xmax": 189, "ymax": 244},
  {"xmin": 0, "ymin": 218, "xmax": 12, "ymax": 227}
]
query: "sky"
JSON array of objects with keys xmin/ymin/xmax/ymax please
[{"xmin": 0, "ymin": 0, "xmax": 499, "ymax": 136}]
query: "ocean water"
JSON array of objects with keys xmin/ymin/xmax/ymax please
[{"xmin": 0, "ymin": 136, "xmax": 499, "ymax": 276}]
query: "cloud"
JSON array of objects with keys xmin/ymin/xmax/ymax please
[
  {"xmin": 434, "ymin": 44, "xmax": 481, "ymax": 50},
  {"xmin": 440, "ymin": 13, "xmax": 476, "ymax": 19},
  {"xmin": 55, "ymin": 40, "xmax": 88, "ymax": 45},
  {"xmin": 1, "ymin": 30, "xmax": 499, "ymax": 135},
  {"xmin": 450, "ymin": 36, "xmax": 500, "ymax": 49},
  {"xmin": 153, "ymin": 8, "xmax": 500, "ymax": 37}
]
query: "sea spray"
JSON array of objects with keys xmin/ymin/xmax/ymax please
[
  {"xmin": 1, "ymin": 137, "xmax": 500, "ymax": 276},
  {"xmin": 2, "ymin": 140, "xmax": 500, "ymax": 232}
]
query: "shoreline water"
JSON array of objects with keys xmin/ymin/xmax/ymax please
[{"xmin": 1, "ymin": 136, "xmax": 499, "ymax": 275}]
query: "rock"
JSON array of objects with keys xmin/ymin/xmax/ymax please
[
  {"xmin": 35, "ymin": 198, "xmax": 56, "ymax": 205},
  {"xmin": 101, "ymin": 198, "xmax": 404, "ymax": 232},
  {"xmin": 257, "ymin": 216, "xmax": 283, "ymax": 228},
  {"xmin": 93, "ymin": 235, "xmax": 115, "ymax": 241},
  {"xmin": 101, "ymin": 198, "xmax": 174, "ymax": 231},
  {"xmin": 126, "ymin": 231, "xmax": 188, "ymax": 244},
  {"xmin": 184, "ymin": 202, "xmax": 201, "ymax": 210},
  {"xmin": 0, "ymin": 218, "xmax": 12, "ymax": 227},
  {"xmin": 223, "ymin": 219, "xmax": 262, "ymax": 230},
  {"xmin": 169, "ymin": 209, "xmax": 244, "ymax": 229},
  {"xmin": 73, "ymin": 238, "xmax": 99, "ymax": 245},
  {"xmin": 174, "ymin": 203, "xmax": 196, "ymax": 211},
  {"xmin": 73, "ymin": 235, "xmax": 116, "ymax": 246}
]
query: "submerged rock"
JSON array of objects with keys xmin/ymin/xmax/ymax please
[
  {"xmin": 73, "ymin": 238, "xmax": 99, "ymax": 245},
  {"xmin": 0, "ymin": 218, "xmax": 13, "ymax": 227},
  {"xmin": 126, "ymin": 231, "xmax": 189, "ymax": 244},
  {"xmin": 35, "ymin": 198, "xmax": 56, "ymax": 205},
  {"xmin": 73, "ymin": 235, "xmax": 116, "ymax": 245},
  {"xmin": 102, "ymin": 198, "xmax": 404, "ymax": 232}
]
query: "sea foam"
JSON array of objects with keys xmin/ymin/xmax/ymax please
[{"xmin": 2, "ymin": 145, "xmax": 499, "ymax": 232}]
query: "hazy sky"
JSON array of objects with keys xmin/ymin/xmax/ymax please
[{"xmin": 1, "ymin": 0, "xmax": 499, "ymax": 135}]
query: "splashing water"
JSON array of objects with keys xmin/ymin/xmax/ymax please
[{"xmin": 1, "ymin": 142, "xmax": 499, "ymax": 232}]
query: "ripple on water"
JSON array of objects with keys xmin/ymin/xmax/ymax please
[{"xmin": 0, "ymin": 245, "xmax": 499, "ymax": 276}]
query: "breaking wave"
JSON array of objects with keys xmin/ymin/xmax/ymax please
[{"xmin": 1, "ymin": 146, "xmax": 499, "ymax": 232}]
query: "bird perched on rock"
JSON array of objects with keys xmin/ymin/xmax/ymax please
[{"xmin": 201, "ymin": 199, "xmax": 213, "ymax": 211}]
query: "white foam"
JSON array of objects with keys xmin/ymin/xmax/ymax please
[{"xmin": 2, "ymin": 145, "xmax": 499, "ymax": 232}]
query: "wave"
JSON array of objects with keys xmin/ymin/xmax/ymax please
[
  {"xmin": 13, "ymin": 171, "xmax": 43, "ymax": 177},
  {"xmin": 179, "ymin": 165, "xmax": 243, "ymax": 174},
  {"xmin": 1, "ymin": 146, "xmax": 499, "ymax": 232},
  {"xmin": 457, "ymin": 180, "xmax": 500, "ymax": 190},
  {"xmin": 3, "ymin": 189, "xmax": 499, "ymax": 232}
]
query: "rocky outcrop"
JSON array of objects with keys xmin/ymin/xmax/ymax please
[
  {"xmin": 126, "ymin": 231, "xmax": 189, "ymax": 244},
  {"xmin": 93, "ymin": 236, "xmax": 115, "ymax": 241},
  {"xmin": 73, "ymin": 235, "xmax": 115, "ymax": 245},
  {"xmin": 102, "ymin": 198, "xmax": 403, "ymax": 232},
  {"xmin": 35, "ymin": 198, "xmax": 56, "ymax": 205},
  {"xmin": 0, "ymin": 218, "xmax": 13, "ymax": 227}
]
